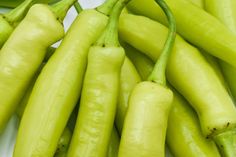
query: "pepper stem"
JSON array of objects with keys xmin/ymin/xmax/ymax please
[
  {"xmin": 74, "ymin": 1, "xmax": 83, "ymax": 14},
  {"xmin": 214, "ymin": 129, "xmax": 236, "ymax": 157},
  {"xmin": 96, "ymin": 0, "xmax": 119, "ymax": 16},
  {"xmin": 147, "ymin": 0, "xmax": 176, "ymax": 86},
  {"xmin": 51, "ymin": 0, "xmax": 77, "ymax": 22},
  {"xmin": 4, "ymin": 0, "xmax": 37, "ymax": 26},
  {"xmin": 95, "ymin": 0, "xmax": 131, "ymax": 47}
]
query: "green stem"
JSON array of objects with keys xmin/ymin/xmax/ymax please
[
  {"xmin": 3, "ymin": 0, "xmax": 36, "ymax": 26},
  {"xmin": 95, "ymin": 0, "xmax": 131, "ymax": 47},
  {"xmin": 51, "ymin": 0, "xmax": 77, "ymax": 22},
  {"xmin": 214, "ymin": 129, "xmax": 236, "ymax": 157},
  {"xmin": 147, "ymin": 0, "xmax": 176, "ymax": 86},
  {"xmin": 96, "ymin": 0, "xmax": 118, "ymax": 16},
  {"xmin": 74, "ymin": 1, "xmax": 83, "ymax": 14}
]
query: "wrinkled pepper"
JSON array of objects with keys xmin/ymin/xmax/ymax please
[
  {"xmin": 67, "ymin": 0, "xmax": 127, "ymax": 156},
  {"xmin": 13, "ymin": 0, "xmax": 113, "ymax": 156}
]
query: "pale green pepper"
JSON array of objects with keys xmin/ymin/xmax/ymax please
[
  {"xmin": 13, "ymin": 1, "xmax": 111, "ymax": 156},
  {"xmin": 125, "ymin": 43, "xmax": 221, "ymax": 157},
  {"xmin": 119, "ymin": 12, "xmax": 236, "ymax": 156},
  {"xmin": 0, "ymin": 2, "xmax": 66, "ymax": 134},
  {"xmin": 127, "ymin": 0, "xmax": 236, "ymax": 68},
  {"xmin": 205, "ymin": 0, "xmax": 236, "ymax": 102}
]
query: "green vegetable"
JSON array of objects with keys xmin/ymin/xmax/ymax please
[
  {"xmin": 0, "ymin": 0, "xmax": 39, "ymax": 48},
  {"xmin": 13, "ymin": 1, "xmax": 110, "ymax": 157},
  {"xmin": 118, "ymin": 1, "xmax": 176, "ymax": 156},
  {"xmin": 116, "ymin": 57, "xmax": 141, "ymax": 133},
  {"xmin": 67, "ymin": 0, "xmax": 128, "ymax": 157},
  {"xmin": 119, "ymin": 12, "xmax": 236, "ymax": 156},
  {"xmin": 125, "ymin": 43, "xmax": 221, "ymax": 157},
  {"xmin": 205, "ymin": 0, "xmax": 236, "ymax": 103},
  {"xmin": 54, "ymin": 127, "xmax": 72, "ymax": 157},
  {"xmin": 127, "ymin": 0, "xmax": 236, "ymax": 68},
  {"xmin": 0, "ymin": 1, "xmax": 67, "ymax": 134},
  {"xmin": 107, "ymin": 127, "xmax": 120, "ymax": 157}
]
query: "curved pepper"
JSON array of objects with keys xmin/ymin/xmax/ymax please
[
  {"xmin": 205, "ymin": 0, "xmax": 236, "ymax": 102},
  {"xmin": 119, "ymin": 13, "xmax": 236, "ymax": 139},
  {"xmin": 119, "ymin": 1, "xmax": 176, "ymax": 156},
  {"xmin": 0, "ymin": 4, "xmax": 64, "ymax": 134},
  {"xmin": 127, "ymin": 0, "xmax": 236, "ymax": 68},
  {"xmin": 125, "ymin": 42, "xmax": 221, "ymax": 157}
]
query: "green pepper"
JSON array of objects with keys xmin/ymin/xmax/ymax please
[
  {"xmin": 54, "ymin": 127, "xmax": 72, "ymax": 157},
  {"xmin": 13, "ymin": 1, "xmax": 113, "ymax": 156},
  {"xmin": 67, "ymin": 1, "xmax": 128, "ymax": 156},
  {"xmin": 107, "ymin": 127, "xmax": 120, "ymax": 157},
  {"xmin": 119, "ymin": 12, "xmax": 236, "ymax": 156},
  {"xmin": 0, "ymin": 0, "xmax": 69, "ymax": 134},
  {"xmin": 127, "ymin": 0, "xmax": 236, "ymax": 68},
  {"xmin": 167, "ymin": 90, "xmax": 221, "ymax": 157},
  {"xmin": 0, "ymin": 0, "xmax": 40, "ymax": 48},
  {"xmin": 205, "ymin": 0, "xmax": 236, "ymax": 102},
  {"xmin": 116, "ymin": 57, "xmax": 141, "ymax": 133},
  {"xmin": 125, "ymin": 43, "xmax": 221, "ymax": 157},
  {"xmin": 123, "ymin": 44, "xmax": 153, "ymax": 81},
  {"xmin": 118, "ymin": 1, "xmax": 176, "ymax": 156}
]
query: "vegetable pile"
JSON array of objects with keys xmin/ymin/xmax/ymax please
[{"xmin": 0, "ymin": 0, "xmax": 236, "ymax": 157}]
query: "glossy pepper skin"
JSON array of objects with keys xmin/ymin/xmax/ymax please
[
  {"xmin": 67, "ymin": 0, "xmax": 127, "ymax": 156},
  {"xmin": 119, "ymin": 1, "xmax": 176, "ymax": 155},
  {"xmin": 205, "ymin": 0, "xmax": 236, "ymax": 101},
  {"xmin": 54, "ymin": 127, "xmax": 72, "ymax": 157},
  {"xmin": 107, "ymin": 127, "xmax": 120, "ymax": 157},
  {"xmin": 0, "ymin": 0, "xmax": 38, "ymax": 48},
  {"xmin": 116, "ymin": 57, "xmax": 141, "ymax": 133},
  {"xmin": 123, "ymin": 43, "xmax": 221, "ymax": 157},
  {"xmin": 67, "ymin": 46, "xmax": 125, "ymax": 157},
  {"xmin": 127, "ymin": 0, "xmax": 236, "ymax": 68},
  {"xmin": 0, "ymin": 4, "xmax": 64, "ymax": 134},
  {"xmin": 0, "ymin": 16, "xmax": 13, "ymax": 48},
  {"xmin": 123, "ymin": 43, "xmax": 153, "ymax": 81},
  {"xmin": 118, "ymin": 82, "xmax": 173, "ymax": 157},
  {"xmin": 167, "ymin": 90, "xmax": 221, "ymax": 157},
  {"xmin": 119, "ymin": 13, "xmax": 236, "ymax": 137},
  {"xmin": 14, "ymin": 9, "xmax": 108, "ymax": 157}
]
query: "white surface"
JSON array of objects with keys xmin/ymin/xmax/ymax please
[{"xmin": 0, "ymin": 0, "xmax": 104, "ymax": 156}]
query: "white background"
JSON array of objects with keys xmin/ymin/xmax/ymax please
[{"xmin": 0, "ymin": 0, "xmax": 104, "ymax": 156}]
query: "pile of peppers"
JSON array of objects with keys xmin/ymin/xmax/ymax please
[{"xmin": 0, "ymin": 0, "xmax": 236, "ymax": 156}]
